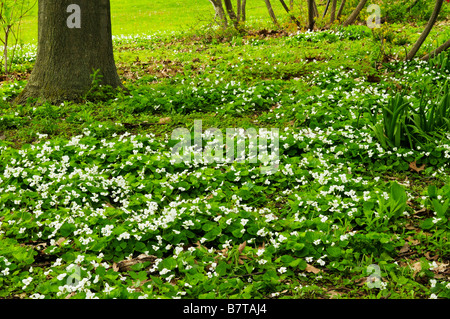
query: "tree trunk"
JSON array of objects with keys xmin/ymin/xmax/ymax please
[
  {"xmin": 307, "ymin": 0, "xmax": 315, "ymax": 30},
  {"xmin": 421, "ymin": 38, "xmax": 450, "ymax": 61},
  {"xmin": 16, "ymin": 0, "xmax": 122, "ymax": 105},
  {"xmin": 290, "ymin": 0, "xmax": 294, "ymax": 10},
  {"xmin": 279, "ymin": 0, "xmax": 301, "ymax": 27},
  {"xmin": 208, "ymin": 0, "xmax": 228, "ymax": 27},
  {"xmin": 3, "ymin": 26, "xmax": 10, "ymax": 74},
  {"xmin": 263, "ymin": 0, "xmax": 279, "ymax": 26},
  {"xmin": 237, "ymin": 0, "xmax": 241, "ymax": 21},
  {"xmin": 343, "ymin": 0, "xmax": 368, "ymax": 27},
  {"xmin": 312, "ymin": 0, "xmax": 319, "ymax": 17},
  {"xmin": 241, "ymin": 0, "xmax": 247, "ymax": 22},
  {"xmin": 330, "ymin": 0, "xmax": 338, "ymax": 23},
  {"xmin": 224, "ymin": 0, "xmax": 238, "ymax": 26},
  {"xmin": 406, "ymin": 0, "xmax": 444, "ymax": 61},
  {"xmin": 406, "ymin": 0, "xmax": 421, "ymax": 13},
  {"xmin": 322, "ymin": 0, "xmax": 331, "ymax": 18},
  {"xmin": 337, "ymin": 0, "xmax": 346, "ymax": 20}
]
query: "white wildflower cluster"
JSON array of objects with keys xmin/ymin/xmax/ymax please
[{"xmin": 0, "ymin": 43, "xmax": 449, "ymax": 300}]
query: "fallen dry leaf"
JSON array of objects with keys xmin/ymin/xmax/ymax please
[
  {"xmin": 65, "ymin": 292, "xmax": 76, "ymax": 299},
  {"xmin": 409, "ymin": 161, "xmax": 425, "ymax": 173},
  {"xmin": 195, "ymin": 241, "xmax": 204, "ymax": 249},
  {"xmin": 399, "ymin": 242, "xmax": 410, "ymax": 254},
  {"xmin": 238, "ymin": 241, "xmax": 247, "ymax": 254},
  {"xmin": 411, "ymin": 261, "xmax": 422, "ymax": 277},
  {"xmin": 413, "ymin": 207, "xmax": 427, "ymax": 215},
  {"xmin": 431, "ymin": 262, "xmax": 448, "ymax": 273},
  {"xmin": 425, "ymin": 251, "xmax": 439, "ymax": 261},
  {"xmin": 158, "ymin": 117, "xmax": 171, "ymax": 124},
  {"xmin": 56, "ymin": 237, "xmax": 66, "ymax": 246},
  {"xmin": 406, "ymin": 236, "xmax": 420, "ymax": 246},
  {"xmin": 355, "ymin": 277, "xmax": 366, "ymax": 286},
  {"xmin": 327, "ymin": 290, "xmax": 343, "ymax": 299},
  {"xmin": 104, "ymin": 201, "xmax": 116, "ymax": 209},
  {"xmin": 114, "ymin": 254, "xmax": 157, "ymax": 272},
  {"xmin": 305, "ymin": 264, "xmax": 321, "ymax": 274}
]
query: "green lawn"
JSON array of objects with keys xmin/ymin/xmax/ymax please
[{"xmin": 18, "ymin": 0, "xmax": 297, "ymax": 44}]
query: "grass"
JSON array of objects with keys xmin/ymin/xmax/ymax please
[
  {"xmin": 18, "ymin": 0, "xmax": 450, "ymax": 44},
  {"xmin": 17, "ymin": 0, "xmax": 300, "ymax": 44},
  {"xmin": 0, "ymin": 0, "xmax": 449, "ymax": 300}
]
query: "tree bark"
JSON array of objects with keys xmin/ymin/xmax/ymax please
[
  {"xmin": 237, "ymin": 0, "xmax": 241, "ymax": 21},
  {"xmin": 421, "ymin": 38, "xmax": 450, "ymax": 60},
  {"xmin": 322, "ymin": 0, "xmax": 331, "ymax": 18},
  {"xmin": 3, "ymin": 26, "xmax": 10, "ymax": 74},
  {"xmin": 16, "ymin": 0, "xmax": 122, "ymax": 105},
  {"xmin": 312, "ymin": 0, "xmax": 319, "ymax": 17},
  {"xmin": 330, "ymin": 0, "xmax": 338, "ymax": 23},
  {"xmin": 343, "ymin": 0, "xmax": 368, "ymax": 27},
  {"xmin": 279, "ymin": 0, "xmax": 301, "ymax": 27},
  {"xmin": 241, "ymin": 0, "xmax": 247, "ymax": 22},
  {"xmin": 208, "ymin": 0, "xmax": 228, "ymax": 27},
  {"xmin": 337, "ymin": 0, "xmax": 346, "ymax": 20},
  {"xmin": 263, "ymin": 0, "xmax": 279, "ymax": 26},
  {"xmin": 307, "ymin": 0, "xmax": 315, "ymax": 30},
  {"xmin": 224, "ymin": 0, "xmax": 238, "ymax": 26},
  {"xmin": 406, "ymin": 0, "xmax": 421, "ymax": 13},
  {"xmin": 406, "ymin": 0, "xmax": 444, "ymax": 61}
]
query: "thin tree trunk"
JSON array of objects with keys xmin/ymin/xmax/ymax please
[
  {"xmin": 279, "ymin": 0, "xmax": 301, "ymax": 27},
  {"xmin": 16, "ymin": 0, "xmax": 122, "ymax": 105},
  {"xmin": 208, "ymin": 0, "xmax": 228, "ymax": 27},
  {"xmin": 263, "ymin": 0, "xmax": 279, "ymax": 26},
  {"xmin": 330, "ymin": 0, "xmax": 338, "ymax": 23},
  {"xmin": 241, "ymin": 0, "xmax": 247, "ymax": 22},
  {"xmin": 343, "ymin": 0, "xmax": 368, "ymax": 27},
  {"xmin": 3, "ymin": 26, "xmax": 9, "ymax": 74},
  {"xmin": 237, "ymin": 0, "xmax": 241, "ymax": 21},
  {"xmin": 290, "ymin": 0, "xmax": 294, "ymax": 10},
  {"xmin": 337, "ymin": 0, "xmax": 346, "ymax": 19},
  {"xmin": 312, "ymin": 0, "xmax": 319, "ymax": 17},
  {"xmin": 406, "ymin": 0, "xmax": 421, "ymax": 13},
  {"xmin": 421, "ymin": 38, "xmax": 450, "ymax": 60},
  {"xmin": 406, "ymin": 0, "xmax": 444, "ymax": 61},
  {"xmin": 224, "ymin": 0, "xmax": 238, "ymax": 25},
  {"xmin": 307, "ymin": 0, "xmax": 315, "ymax": 30},
  {"xmin": 322, "ymin": 0, "xmax": 331, "ymax": 18}
]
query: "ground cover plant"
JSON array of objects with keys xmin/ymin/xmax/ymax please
[{"xmin": 0, "ymin": 0, "xmax": 449, "ymax": 300}]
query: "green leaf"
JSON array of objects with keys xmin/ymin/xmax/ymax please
[
  {"xmin": 202, "ymin": 222, "xmax": 215, "ymax": 232},
  {"xmin": 326, "ymin": 246, "xmax": 342, "ymax": 258},
  {"xmin": 421, "ymin": 218, "xmax": 434, "ymax": 230},
  {"xmin": 428, "ymin": 185, "xmax": 437, "ymax": 198},
  {"xmin": 289, "ymin": 258, "xmax": 307, "ymax": 270},
  {"xmin": 231, "ymin": 228, "xmax": 244, "ymax": 238},
  {"xmin": 389, "ymin": 182, "xmax": 407, "ymax": 217},
  {"xmin": 60, "ymin": 223, "xmax": 76, "ymax": 237},
  {"xmin": 215, "ymin": 261, "xmax": 228, "ymax": 276},
  {"xmin": 205, "ymin": 227, "xmax": 221, "ymax": 240},
  {"xmin": 363, "ymin": 201, "xmax": 375, "ymax": 212},
  {"xmin": 263, "ymin": 269, "xmax": 278, "ymax": 283},
  {"xmin": 280, "ymin": 255, "xmax": 294, "ymax": 264},
  {"xmin": 135, "ymin": 241, "xmax": 147, "ymax": 252},
  {"xmin": 160, "ymin": 257, "xmax": 177, "ymax": 270},
  {"xmin": 90, "ymin": 239, "xmax": 106, "ymax": 252},
  {"xmin": 390, "ymin": 182, "xmax": 406, "ymax": 203}
]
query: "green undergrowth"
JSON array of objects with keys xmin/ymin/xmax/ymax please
[{"xmin": 0, "ymin": 23, "xmax": 449, "ymax": 299}]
